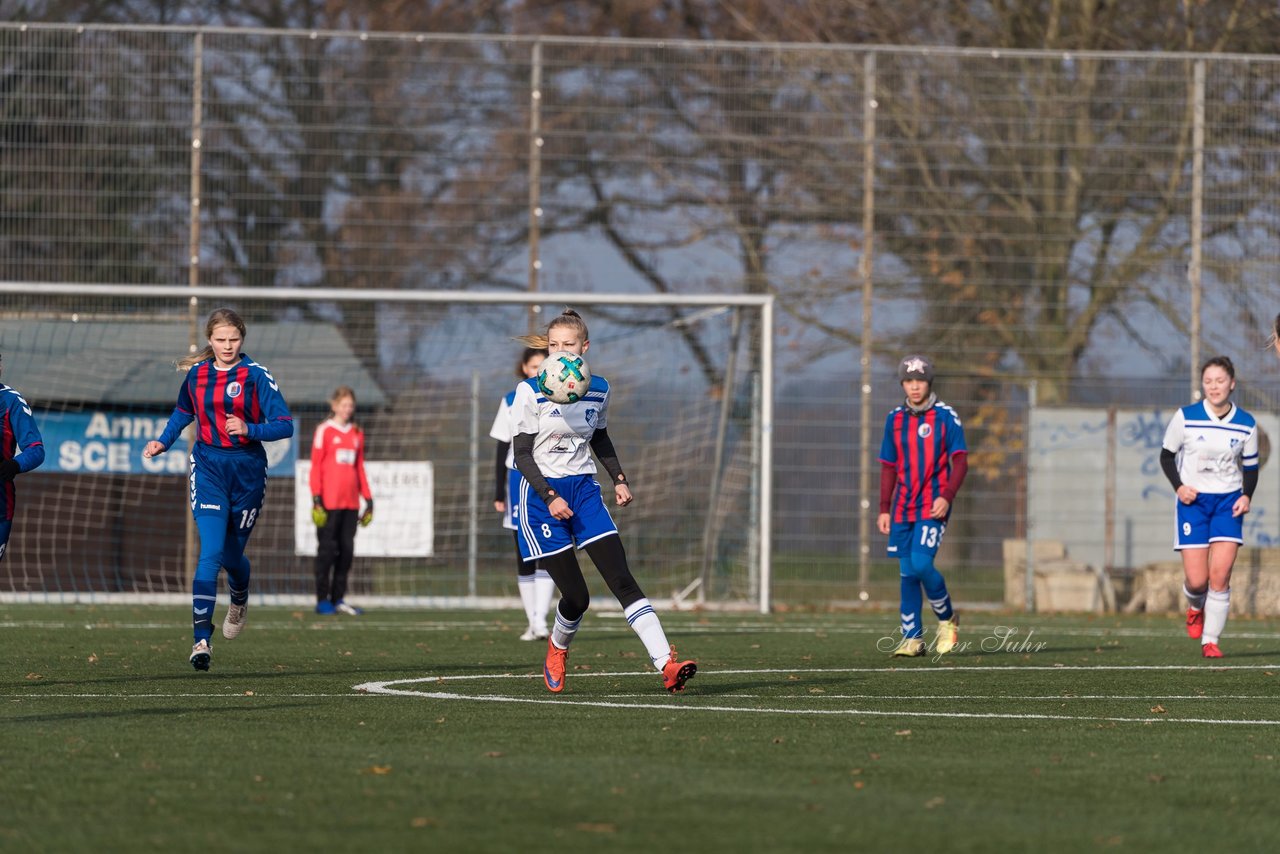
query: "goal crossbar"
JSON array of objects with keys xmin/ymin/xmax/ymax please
[{"xmin": 1, "ymin": 281, "xmax": 775, "ymax": 613}]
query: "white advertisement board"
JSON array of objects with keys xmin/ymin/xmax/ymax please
[{"xmin": 294, "ymin": 461, "xmax": 434, "ymax": 557}]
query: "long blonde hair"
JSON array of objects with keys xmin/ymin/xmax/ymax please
[
  {"xmin": 179, "ymin": 308, "xmax": 247, "ymax": 370},
  {"xmin": 515, "ymin": 308, "xmax": 589, "ymax": 349}
]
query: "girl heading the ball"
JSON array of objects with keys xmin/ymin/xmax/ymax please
[{"xmin": 510, "ymin": 308, "xmax": 696, "ymax": 694}]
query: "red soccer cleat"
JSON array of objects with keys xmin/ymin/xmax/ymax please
[
  {"xmin": 1201, "ymin": 642, "xmax": 1223, "ymax": 659},
  {"xmin": 544, "ymin": 639, "xmax": 568, "ymax": 693},
  {"xmin": 1185, "ymin": 608, "xmax": 1204, "ymax": 640},
  {"xmin": 661, "ymin": 645, "xmax": 697, "ymax": 693}
]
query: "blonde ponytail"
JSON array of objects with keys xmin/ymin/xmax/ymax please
[{"xmin": 514, "ymin": 308, "xmax": 589, "ymax": 350}]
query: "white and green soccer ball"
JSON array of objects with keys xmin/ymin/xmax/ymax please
[{"xmin": 538, "ymin": 351, "xmax": 591, "ymax": 404}]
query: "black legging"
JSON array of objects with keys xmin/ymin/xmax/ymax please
[
  {"xmin": 315, "ymin": 508, "xmax": 359, "ymax": 603},
  {"xmin": 536, "ymin": 533, "xmax": 643, "ymax": 622},
  {"xmin": 514, "ymin": 532, "xmax": 537, "ymax": 577}
]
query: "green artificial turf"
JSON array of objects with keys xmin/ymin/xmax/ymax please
[{"xmin": 3, "ymin": 606, "xmax": 1277, "ymax": 853}]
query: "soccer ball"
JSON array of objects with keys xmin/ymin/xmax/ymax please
[{"xmin": 538, "ymin": 350, "xmax": 591, "ymax": 404}]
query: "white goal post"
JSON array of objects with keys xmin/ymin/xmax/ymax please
[{"xmin": 0, "ymin": 282, "xmax": 775, "ymax": 613}]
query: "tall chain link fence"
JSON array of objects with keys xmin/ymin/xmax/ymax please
[{"xmin": 2, "ymin": 23, "xmax": 1280, "ymax": 609}]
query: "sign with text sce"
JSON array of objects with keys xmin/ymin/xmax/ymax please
[{"xmin": 39, "ymin": 410, "xmax": 297, "ymax": 476}]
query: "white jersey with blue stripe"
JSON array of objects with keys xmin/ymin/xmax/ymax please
[
  {"xmin": 1161, "ymin": 401, "xmax": 1258, "ymax": 494},
  {"xmin": 510, "ymin": 374, "xmax": 610, "ymax": 479},
  {"xmin": 488, "ymin": 388, "xmax": 519, "ymax": 470}
]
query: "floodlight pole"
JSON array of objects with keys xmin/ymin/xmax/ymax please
[
  {"xmin": 527, "ymin": 40, "xmax": 544, "ymax": 335},
  {"xmin": 857, "ymin": 53, "xmax": 877, "ymax": 602}
]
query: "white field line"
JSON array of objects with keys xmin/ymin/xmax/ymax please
[
  {"xmin": 4, "ymin": 619, "xmax": 1280, "ymax": 641},
  {"xmin": 349, "ymin": 680, "xmax": 1280, "ymax": 726},
  {"xmin": 9, "ymin": 665, "xmax": 1280, "ymax": 725}
]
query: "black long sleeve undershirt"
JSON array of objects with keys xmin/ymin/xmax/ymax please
[
  {"xmin": 1159, "ymin": 448, "xmax": 1181, "ymax": 491},
  {"xmin": 588, "ymin": 427, "xmax": 626, "ymax": 485},
  {"xmin": 493, "ymin": 441, "xmax": 510, "ymax": 503},
  {"xmin": 1160, "ymin": 447, "xmax": 1258, "ymax": 498}
]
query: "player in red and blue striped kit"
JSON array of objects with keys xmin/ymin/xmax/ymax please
[
  {"xmin": 144, "ymin": 308, "xmax": 293, "ymax": 671},
  {"xmin": 0, "ymin": 351, "xmax": 46, "ymax": 562},
  {"xmin": 877, "ymin": 355, "xmax": 968, "ymax": 658}
]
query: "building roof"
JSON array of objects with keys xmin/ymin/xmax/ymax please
[{"xmin": 0, "ymin": 319, "xmax": 386, "ymax": 408}]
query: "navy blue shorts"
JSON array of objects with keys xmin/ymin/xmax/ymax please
[
  {"xmin": 887, "ymin": 518, "xmax": 949, "ymax": 559},
  {"xmin": 189, "ymin": 443, "xmax": 267, "ymax": 533}
]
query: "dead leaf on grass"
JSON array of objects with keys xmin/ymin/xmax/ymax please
[{"xmin": 575, "ymin": 823, "xmax": 617, "ymax": 834}]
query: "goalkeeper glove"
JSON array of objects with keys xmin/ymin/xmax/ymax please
[
  {"xmin": 359, "ymin": 499, "xmax": 374, "ymax": 528},
  {"xmin": 311, "ymin": 497, "xmax": 328, "ymax": 528},
  {"xmin": 0, "ymin": 459, "xmax": 19, "ymax": 482}
]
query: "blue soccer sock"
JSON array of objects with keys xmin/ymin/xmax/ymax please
[
  {"xmin": 192, "ymin": 516, "xmax": 229, "ymax": 642},
  {"xmin": 899, "ymin": 559, "xmax": 923, "ymax": 639},
  {"xmin": 223, "ymin": 531, "xmax": 252, "ymax": 606},
  {"xmin": 916, "ymin": 554, "xmax": 954, "ymax": 623},
  {"xmin": 192, "ymin": 576, "xmax": 217, "ymax": 642}
]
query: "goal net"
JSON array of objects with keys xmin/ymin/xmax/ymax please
[{"xmin": 0, "ymin": 284, "xmax": 773, "ymax": 611}]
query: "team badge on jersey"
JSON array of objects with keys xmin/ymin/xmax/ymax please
[
  {"xmin": 226, "ymin": 381, "xmax": 243, "ymax": 399},
  {"xmin": 917, "ymin": 422, "xmax": 932, "ymax": 438}
]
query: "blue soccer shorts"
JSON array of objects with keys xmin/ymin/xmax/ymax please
[
  {"xmin": 515, "ymin": 472, "xmax": 618, "ymax": 562},
  {"xmin": 189, "ymin": 443, "xmax": 267, "ymax": 533},
  {"xmin": 505, "ymin": 469, "xmax": 523, "ymax": 532},
  {"xmin": 1174, "ymin": 491, "xmax": 1243, "ymax": 549},
  {"xmin": 886, "ymin": 518, "xmax": 948, "ymax": 559}
]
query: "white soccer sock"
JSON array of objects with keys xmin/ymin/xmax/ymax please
[
  {"xmin": 533, "ymin": 570, "xmax": 556, "ymax": 630},
  {"xmin": 517, "ymin": 576, "xmax": 538, "ymax": 628},
  {"xmin": 550, "ymin": 604, "xmax": 581, "ymax": 650},
  {"xmin": 1202, "ymin": 588, "xmax": 1230, "ymax": 645},
  {"xmin": 623, "ymin": 598, "xmax": 672, "ymax": 670},
  {"xmin": 1183, "ymin": 584, "xmax": 1208, "ymax": 611}
]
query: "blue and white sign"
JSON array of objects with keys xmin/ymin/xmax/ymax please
[{"xmin": 38, "ymin": 410, "xmax": 296, "ymax": 476}]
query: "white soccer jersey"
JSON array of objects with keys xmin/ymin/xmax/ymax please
[
  {"xmin": 510, "ymin": 374, "xmax": 610, "ymax": 479},
  {"xmin": 1162, "ymin": 401, "xmax": 1258, "ymax": 494},
  {"xmin": 488, "ymin": 388, "xmax": 519, "ymax": 470}
]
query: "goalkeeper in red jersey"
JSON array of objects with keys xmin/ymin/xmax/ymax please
[
  {"xmin": 0, "ymin": 351, "xmax": 46, "ymax": 562},
  {"xmin": 309, "ymin": 385, "xmax": 373, "ymax": 616}
]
